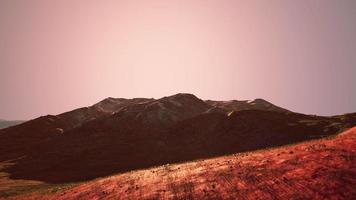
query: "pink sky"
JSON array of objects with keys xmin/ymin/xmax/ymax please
[{"xmin": 1, "ymin": 0, "xmax": 355, "ymax": 120}]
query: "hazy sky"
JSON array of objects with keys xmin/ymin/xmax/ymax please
[{"xmin": 1, "ymin": 0, "xmax": 355, "ymax": 120}]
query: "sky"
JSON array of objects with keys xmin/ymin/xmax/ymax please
[{"xmin": 0, "ymin": 0, "xmax": 355, "ymax": 120}]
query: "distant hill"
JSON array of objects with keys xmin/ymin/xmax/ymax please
[{"xmin": 0, "ymin": 119, "xmax": 25, "ymax": 129}]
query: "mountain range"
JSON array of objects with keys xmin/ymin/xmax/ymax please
[{"xmin": 0, "ymin": 93, "xmax": 355, "ymax": 199}]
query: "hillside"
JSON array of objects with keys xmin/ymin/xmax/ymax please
[
  {"xmin": 0, "ymin": 94, "xmax": 355, "ymax": 199},
  {"xmin": 5, "ymin": 126, "xmax": 356, "ymax": 200}
]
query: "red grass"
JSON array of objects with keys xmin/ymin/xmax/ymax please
[{"xmin": 7, "ymin": 127, "xmax": 355, "ymax": 200}]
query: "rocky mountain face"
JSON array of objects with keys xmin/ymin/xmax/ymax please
[
  {"xmin": 0, "ymin": 93, "xmax": 355, "ymax": 184},
  {"xmin": 205, "ymin": 98, "xmax": 289, "ymax": 113}
]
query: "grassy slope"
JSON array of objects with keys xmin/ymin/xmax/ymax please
[{"xmin": 3, "ymin": 126, "xmax": 355, "ymax": 200}]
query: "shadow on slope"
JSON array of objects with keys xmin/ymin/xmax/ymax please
[
  {"xmin": 34, "ymin": 127, "xmax": 356, "ymax": 200},
  {"xmin": 3, "ymin": 110, "xmax": 355, "ymax": 184}
]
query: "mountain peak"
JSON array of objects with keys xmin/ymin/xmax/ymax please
[
  {"xmin": 97, "ymin": 97, "xmax": 127, "ymax": 104},
  {"xmin": 250, "ymin": 98, "xmax": 268, "ymax": 103},
  {"xmin": 248, "ymin": 98, "xmax": 270, "ymax": 105},
  {"xmin": 164, "ymin": 93, "xmax": 200, "ymax": 100}
]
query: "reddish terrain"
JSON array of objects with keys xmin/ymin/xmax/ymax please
[
  {"xmin": 5, "ymin": 126, "xmax": 356, "ymax": 200},
  {"xmin": 0, "ymin": 94, "xmax": 355, "ymax": 199},
  {"xmin": 1, "ymin": 94, "xmax": 355, "ymax": 184}
]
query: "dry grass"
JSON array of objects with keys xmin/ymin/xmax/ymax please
[{"xmin": 6, "ymin": 127, "xmax": 355, "ymax": 200}]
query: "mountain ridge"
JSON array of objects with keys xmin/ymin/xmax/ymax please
[{"xmin": 0, "ymin": 93, "xmax": 355, "ymax": 196}]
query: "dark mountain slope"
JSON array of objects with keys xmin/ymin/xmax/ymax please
[
  {"xmin": 5, "ymin": 110, "xmax": 356, "ymax": 183},
  {"xmin": 0, "ymin": 98, "xmax": 151, "ymax": 160},
  {"xmin": 0, "ymin": 93, "xmax": 355, "ymax": 185},
  {"xmin": 13, "ymin": 127, "xmax": 356, "ymax": 200}
]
